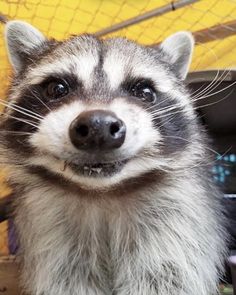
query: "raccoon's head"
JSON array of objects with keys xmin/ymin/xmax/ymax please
[{"xmin": 1, "ymin": 21, "xmax": 198, "ymax": 190}]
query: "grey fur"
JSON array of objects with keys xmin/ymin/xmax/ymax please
[
  {"xmin": 1, "ymin": 21, "xmax": 227, "ymax": 295},
  {"xmin": 5, "ymin": 21, "xmax": 46, "ymax": 72},
  {"xmin": 160, "ymin": 31, "xmax": 194, "ymax": 80}
]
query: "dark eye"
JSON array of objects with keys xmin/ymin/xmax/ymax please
[
  {"xmin": 131, "ymin": 82, "xmax": 157, "ymax": 103},
  {"xmin": 46, "ymin": 80, "xmax": 69, "ymax": 99}
]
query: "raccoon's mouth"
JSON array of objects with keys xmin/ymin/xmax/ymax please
[{"xmin": 67, "ymin": 160, "xmax": 129, "ymax": 177}]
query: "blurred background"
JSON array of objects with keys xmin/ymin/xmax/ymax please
[{"xmin": 0, "ymin": 1, "xmax": 236, "ymax": 293}]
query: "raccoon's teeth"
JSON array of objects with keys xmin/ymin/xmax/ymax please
[
  {"xmin": 83, "ymin": 166, "xmax": 89, "ymax": 171},
  {"xmin": 91, "ymin": 167, "xmax": 102, "ymax": 174},
  {"xmin": 60, "ymin": 161, "xmax": 68, "ymax": 172}
]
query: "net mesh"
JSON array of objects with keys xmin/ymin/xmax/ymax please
[
  {"xmin": 1, "ymin": 0, "xmax": 236, "ymax": 98},
  {"xmin": 0, "ymin": 0, "xmax": 236, "ymax": 256}
]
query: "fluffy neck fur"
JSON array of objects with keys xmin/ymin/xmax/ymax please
[{"xmin": 13, "ymin": 168, "xmax": 225, "ymax": 295}]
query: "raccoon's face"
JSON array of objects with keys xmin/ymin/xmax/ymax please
[{"xmin": 2, "ymin": 21, "xmax": 196, "ymax": 189}]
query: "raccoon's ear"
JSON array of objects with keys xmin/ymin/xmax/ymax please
[
  {"xmin": 5, "ymin": 21, "xmax": 46, "ymax": 73},
  {"xmin": 160, "ymin": 32, "xmax": 194, "ymax": 80}
]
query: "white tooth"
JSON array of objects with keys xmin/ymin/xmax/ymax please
[
  {"xmin": 60, "ymin": 161, "xmax": 67, "ymax": 172},
  {"xmin": 63, "ymin": 161, "xmax": 68, "ymax": 171},
  {"xmin": 84, "ymin": 166, "xmax": 89, "ymax": 170},
  {"xmin": 91, "ymin": 167, "xmax": 102, "ymax": 173},
  {"xmin": 97, "ymin": 168, "xmax": 102, "ymax": 174}
]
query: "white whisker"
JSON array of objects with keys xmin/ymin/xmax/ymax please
[
  {"xmin": 190, "ymin": 69, "xmax": 229, "ymax": 100},
  {"xmin": 26, "ymin": 87, "xmax": 52, "ymax": 112},
  {"xmin": 1, "ymin": 112, "xmax": 39, "ymax": 129},
  {"xmin": 0, "ymin": 98, "xmax": 43, "ymax": 121}
]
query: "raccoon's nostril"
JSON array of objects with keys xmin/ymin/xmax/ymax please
[
  {"xmin": 76, "ymin": 125, "xmax": 89, "ymax": 137},
  {"xmin": 110, "ymin": 122, "xmax": 120, "ymax": 137}
]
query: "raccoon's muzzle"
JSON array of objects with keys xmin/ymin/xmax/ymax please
[{"xmin": 68, "ymin": 110, "xmax": 127, "ymax": 177}]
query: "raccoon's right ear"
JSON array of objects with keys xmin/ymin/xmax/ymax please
[
  {"xmin": 159, "ymin": 32, "xmax": 194, "ymax": 80},
  {"xmin": 5, "ymin": 21, "xmax": 46, "ymax": 73}
]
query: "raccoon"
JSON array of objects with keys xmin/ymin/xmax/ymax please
[{"xmin": 0, "ymin": 20, "xmax": 227, "ymax": 295}]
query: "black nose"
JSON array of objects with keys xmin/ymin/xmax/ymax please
[{"xmin": 69, "ymin": 110, "xmax": 126, "ymax": 151}]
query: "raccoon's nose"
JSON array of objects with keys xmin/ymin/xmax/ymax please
[{"xmin": 69, "ymin": 110, "xmax": 126, "ymax": 151}]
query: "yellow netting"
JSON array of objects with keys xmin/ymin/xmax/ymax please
[
  {"xmin": 1, "ymin": 0, "xmax": 236, "ymax": 255},
  {"xmin": 1, "ymin": 0, "xmax": 236, "ymax": 98}
]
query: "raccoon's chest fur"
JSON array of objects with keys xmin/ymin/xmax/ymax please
[{"xmin": 14, "ymin": 172, "xmax": 223, "ymax": 295}]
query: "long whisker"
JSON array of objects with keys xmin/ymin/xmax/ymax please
[
  {"xmin": 191, "ymin": 80, "xmax": 236, "ymax": 102},
  {"xmin": 146, "ymin": 70, "xmax": 230, "ymax": 115},
  {"xmin": 193, "ymin": 88, "xmax": 234, "ymax": 109},
  {"xmin": 150, "ymin": 80, "xmax": 235, "ymax": 119},
  {"xmin": 147, "ymin": 68, "xmax": 234, "ymax": 119},
  {"xmin": 150, "ymin": 104, "xmax": 181, "ymax": 117},
  {"xmin": 189, "ymin": 82, "xmax": 208, "ymax": 98},
  {"xmin": 26, "ymin": 87, "xmax": 52, "ymax": 112},
  {"xmin": 189, "ymin": 69, "xmax": 221, "ymax": 98},
  {"xmin": 161, "ymin": 135, "xmax": 221, "ymax": 156},
  {"xmin": 2, "ymin": 112, "xmax": 39, "ymax": 129},
  {"xmin": 190, "ymin": 69, "xmax": 229, "ymax": 100},
  {"xmin": 0, "ymin": 99, "xmax": 43, "ymax": 121},
  {"xmin": 0, "ymin": 130, "xmax": 32, "ymax": 135},
  {"xmin": 151, "ymin": 92, "xmax": 229, "ymax": 121},
  {"xmin": 0, "ymin": 97, "xmax": 43, "ymax": 119}
]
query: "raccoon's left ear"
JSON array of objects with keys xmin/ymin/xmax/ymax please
[
  {"xmin": 5, "ymin": 21, "xmax": 46, "ymax": 73},
  {"xmin": 160, "ymin": 32, "xmax": 194, "ymax": 80}
]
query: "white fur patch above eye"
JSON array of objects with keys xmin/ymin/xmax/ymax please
[
  {"xmin": 103, "ymin": 52, "xmax": 127, "ymax": 90},
  {"xmin": 25, "ymin": 52, "xmax": 99, "ymax": 88},
  {"xmin": 75, "ymin": 52, "xmax": 99, "ymax": 87}
]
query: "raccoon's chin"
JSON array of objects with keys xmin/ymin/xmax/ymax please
[{"xmin": 67, "ymin": 160, "xmax": 129, "ymax": 177}]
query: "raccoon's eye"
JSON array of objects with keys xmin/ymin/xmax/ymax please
[
  {"xmin": 131, "ymin": 82, "xmax": 157, "ymax": 103},
  {"xmin": 46, "ymin": 80, "xmax": 69, "ymax": 99}
]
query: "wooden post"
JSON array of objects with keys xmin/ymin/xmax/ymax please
[{"xmin": 0, "ymin": 256, "xmax": 20, "ymax": 295}]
